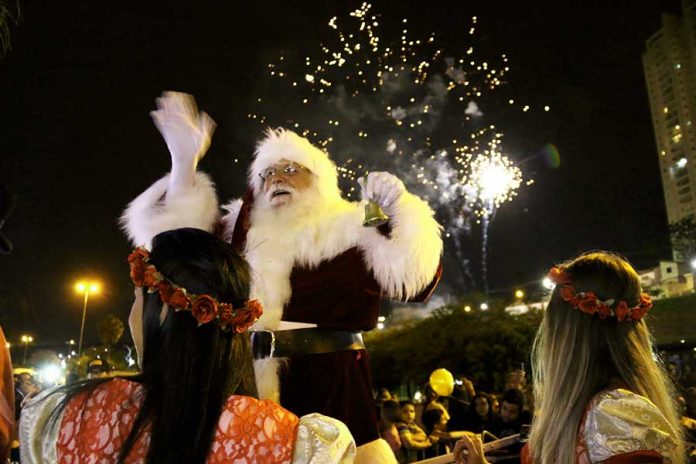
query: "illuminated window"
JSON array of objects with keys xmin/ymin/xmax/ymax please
[{"xmin": 672, "ymin": 125, "xmax": 683, "ymax": 144}]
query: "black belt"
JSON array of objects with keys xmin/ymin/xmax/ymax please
[{"xmin": 251, "ymin": 327, "xmax": 365, "ymax": 359}]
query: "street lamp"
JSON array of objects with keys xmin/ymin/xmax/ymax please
[
  {"xmin": 515, "ymin": 289, "xmax": 525, "ymax": 299},
  {"xmin": 542, "ymin": 277, "xmax": 554, "ymax": 290},
  {"xmin": 20, "ymin": 334, "xmax": 33, "ymax": 364},
  {"xmin": 74, "ymin": 280, "xmax": 100, "ymax": 355}
]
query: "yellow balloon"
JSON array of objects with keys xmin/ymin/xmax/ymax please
[{"xmin": 429, "ymin": 368, "xmax": 454, "ymax": 397}]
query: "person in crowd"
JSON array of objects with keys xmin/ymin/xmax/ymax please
[
  {"xmin": 422, "ymin": 408, "xmax": 468, "ymax": 458},
  {"xmin": 683, "ymin": 387, "xmax": 696, "ymax": 457},
  {"xmin": 397, "ymin": 400, "xmax": 435, "ymax": 462},
  {"xmin": 14, "ymin": 373, "xmax": 37, "ymax": 421},
  {"xmin": 488, "ymin": 388, "xmax": 530, "ymax": 438},
  {"xmin": 447, "ymin": 376, "xmax": 475, "ymax": 431},
  {"xmin": 418, "ymin": 384, "xmax": 450, "ymax": 430},
  {"xmin": 86, "ymin": 359, "xmax": 110, "ymax": 379},
  {"xmin": 375, "ymin": 387, "xmax": 393, "ymax": 423},
  {"xmin": 454, "ymin": 251, "xmax": 686, "ymax": 464},
  {"xmin": 504, "ymin": 369, "xmax": 526, "ymax": 391},
  {"xmin": 686, "ymin": 387, "xmax": 696, "ymax": 420},
  {"xmin": 377, "ymin": 388, "xmax": 393, "ymax": 403},
  {"xmin": 379, "ymin": 400, "xmax": 402, "ymax": 460},
  {"xmin": 123, "ymin": 91, "xmax": 442, "ymax": 462},
  {"xmin": 0, "ymin": 327, "xmax": 14, "ymax": 463},
  {"xmin": 489, "ymin": 394, "xmax": 500, "ymax": 416},
  {"xmin": 19, "ymin": 228, "xmax": 355, "ymax": 463},
  {"xmin": 460, "ymin": 392, "xmax": 496, "ymax": 434},
  {"xmin": 422, "ymin": 408, "xmax": 450, "ymax": 457}
]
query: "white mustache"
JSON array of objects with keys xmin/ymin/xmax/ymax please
[{"xmin": 266, "ymin": 185, "xmax": 296, "ymax": 201}]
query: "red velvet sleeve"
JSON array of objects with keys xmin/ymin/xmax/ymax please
[{"xmin": 604, "ymin": 450, "xmax": 664, "ymax": 463}]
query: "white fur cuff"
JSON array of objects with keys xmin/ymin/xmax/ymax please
[
  {"xmin": 361, "ymin": 191, "xmax": 443, "ymax": 300},
  {"xmin": 120, "ymin": 172, "xmax": 219, "ymax": 248}
]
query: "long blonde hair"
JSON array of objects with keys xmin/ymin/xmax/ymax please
[{"xmin": 529, "ymin": 252, "xmax": 685, "ymax": 464}]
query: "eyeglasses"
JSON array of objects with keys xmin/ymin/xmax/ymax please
[{"xmin": 258, "ymin": 163, "xmax": 307, "ymax": 181}]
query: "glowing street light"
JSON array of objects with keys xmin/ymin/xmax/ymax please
[
  {"xmin": 542, "ymin": 277, "xmax": 554, "ymax": 290},
  {"xmin": 74, "ymin": 280, "xmax": 100, "ymax": 356},
  {"xmin": 20, "ymin": 334, "xmax": 33, "ymax": 364},
  {"xmin": 480, "ymin": 302, "xmax": 489, "ymax": 311},
  {"xmin": 515, "ymin": 289, "xmax": 525, "ymax": 299}
]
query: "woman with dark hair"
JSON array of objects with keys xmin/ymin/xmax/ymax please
[
  {"xmin": 460, "ymin": 393, "xmax": 495, "ymax": 434},
  {"xmin": 454, "ymin": 251, "xmax": 685, "ymax": 464},
  {"xmin": 19, "ymin": 228, "xmax": 355, "ymax": 463}
]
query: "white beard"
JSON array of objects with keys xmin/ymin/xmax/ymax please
[
  {"xmin": 244, "ymin": 185, "xmax": 362, "ymax": 402},
  {"xmin": 244, "ymin": 185, "xmax": 362, "ymax": 331}
]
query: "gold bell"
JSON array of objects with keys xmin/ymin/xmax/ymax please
[{"xmin": 363, "ymin": 200, "xmax": 389, "ymax": 227}]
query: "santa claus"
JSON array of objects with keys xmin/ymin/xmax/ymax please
[{"xmin": 122, "ymin": 92, "xmax": 443, "ymax": 461}]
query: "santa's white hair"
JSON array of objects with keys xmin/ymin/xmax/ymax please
[{"xmin": 248, "ymin": 128, "xmax": 341, "ymax": 200}]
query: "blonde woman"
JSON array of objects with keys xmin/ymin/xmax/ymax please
[{"xmin": 455, "ymin": 252, "xmax": 685, "ymax": 464}]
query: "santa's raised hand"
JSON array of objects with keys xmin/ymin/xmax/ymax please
[
  {"xmin": 150, "ymin": 91, "xmax": 216, "ymax": 195},
  {"xmin": 357, "ymin": 171, "xmax": 406, "ymax": 213}
]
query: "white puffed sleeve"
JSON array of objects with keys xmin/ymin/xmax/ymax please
[
  {"xmin": 19, "ymin": 389, "xmax": 66, "ymax": 464},
  {"xmin": 292, "ymin": 413, "xmax": 356, "ymax": 464},
  {"xmin": 583, "ymin": 389, "xmax": 678, "ymax": 463}
]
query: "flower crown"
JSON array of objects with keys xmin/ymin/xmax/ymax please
[
  {"xmin": 547, "ymin": 266, "xmax": 653, "ymax": 321},
  {"xmin": 128, "ymin": 247, "xmax": 263, "ymax": 332}
]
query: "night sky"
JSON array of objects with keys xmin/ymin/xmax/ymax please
[{"xmin": 0, "ymin": 0, "xmax": 681, "ymax": 347}]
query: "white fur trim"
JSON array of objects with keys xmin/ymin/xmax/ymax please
[
  {"xmin": 120, "ymin": 172, "xmax": 219, "ymax": 248},
  {"xmin": 253, "ymin": 357, "xmax": 284, "ymax": 402},
  {"xmin": 361, "ymin": 191, "xmax": 443, "ymax": 300},
  {"xmin": 248, "ymin": 128, "xmax": 342, "ymax": 200},
  {"xmin": 244, "ymin": 196, "xmax": 358, "ymax": 332},
  {"xmin": 220, "ymin": 199, "xmax": 243, "ymax": 242},
  {"xmin": 355, "ymin": 439, "xmax": 398, "ymax": 464},
  {"xmin": 244, "ymin": 191, "xmax": 441, "ymax": 337}
]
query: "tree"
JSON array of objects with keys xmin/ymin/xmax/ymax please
[
  {"xmin": 97, "ymin": 313, "xmax": 124, "ymax": 347},
  {"xmin": 669, "ymin": 216, "xmax": 696, "ymax": 261},
  {"xmin": 365, "ymin": 304, "xmax": 543, "ymax": 392}
]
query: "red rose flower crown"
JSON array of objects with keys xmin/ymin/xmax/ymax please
[
  {"xmin": 547, "ymin": 266, "xmax": 653, "ymax": 322},
  {"xmin": 128, "ymin": 247, "xmax": 263, "ymax": 332}
]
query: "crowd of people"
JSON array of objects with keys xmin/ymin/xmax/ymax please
[{"xmin": 375, "ymin": 376, "xmax": 534, "ymax": 462}]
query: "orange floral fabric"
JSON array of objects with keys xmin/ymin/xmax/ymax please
[{"xmin": 56, "ymin": 379, "xmax": 299, "ymax": 463}]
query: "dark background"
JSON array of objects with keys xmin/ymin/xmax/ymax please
[{"xmin": 0, "ymin": 0, "xmax": 681, "ymax": 346}]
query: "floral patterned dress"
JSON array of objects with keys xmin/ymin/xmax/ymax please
[{"xmin": 19, "ymin": 378, "xmax": 355, "ymax": 463}]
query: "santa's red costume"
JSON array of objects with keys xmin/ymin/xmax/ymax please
[{"xmin": 122, "ymin": 92, "xmax": 443, "ymax": 462}]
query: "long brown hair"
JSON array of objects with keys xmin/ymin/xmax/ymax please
[{"xmin": 529, "ymin": 251, "xmax": 685, "ymax": 464}]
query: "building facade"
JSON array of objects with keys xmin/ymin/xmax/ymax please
[
  {"xmin": 638, "ymin": 260, "xmax": 694, "ymax": 299},
  {"xmin": 643, "ymin": 0, "xmax": 696, "ymax": 246}
]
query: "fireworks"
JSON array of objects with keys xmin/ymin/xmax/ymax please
[
  {"xmin": 465, "ymin": 151, "xmax": 523, "ymax": 217},
  {"xmin": 250, "ymin": 2, "xmax": 545, "ymax": 289}
]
